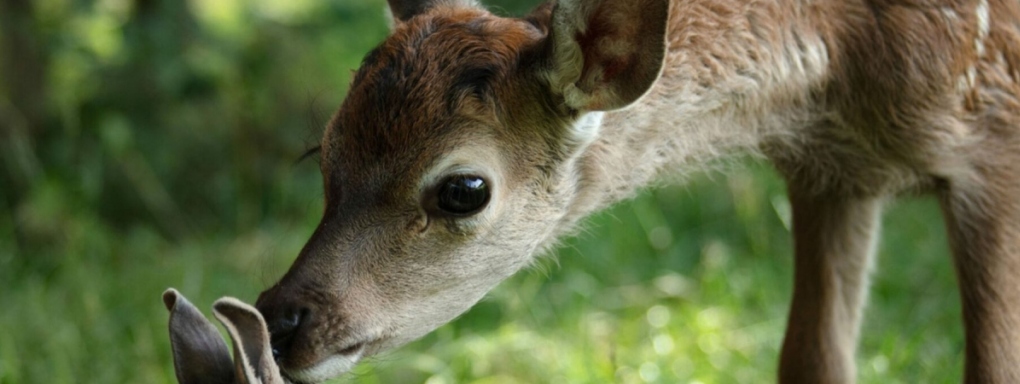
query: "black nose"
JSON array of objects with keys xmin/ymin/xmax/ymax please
[{"xmin": 265, "ymin": 307, "xmax": 309, "ymax": 360}]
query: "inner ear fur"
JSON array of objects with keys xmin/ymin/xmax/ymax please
[
  {"xmin": 213, "ymin": 298, "xmax": 283, "ymax": 384},
  {"xmin": 544, "ymin": 0, "xmax": 670, "ymax": 111}
]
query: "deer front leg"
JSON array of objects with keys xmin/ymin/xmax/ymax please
[
  {"xmin": 940, "ymin": 175, "xmax": 1020, "ymax": 384},
  {"xmin": 778, "ymin": 190, "xmax": 883, "ymax": 384}
]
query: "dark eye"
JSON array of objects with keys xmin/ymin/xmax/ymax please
[{"xmin": 436, "ymin": 175, "xmax": 490, "ymax": 215}]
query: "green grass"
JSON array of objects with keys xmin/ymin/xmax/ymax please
[{"xmin": 0, "ymin": 162, "xmax": 963, "ymax": 383}]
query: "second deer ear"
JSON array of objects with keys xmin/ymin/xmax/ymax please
[
  {"xmin": 544, "ymin": 0, "xmax": 670, "ymax": 111},
  {"xmin": 213, "ymin": 298, "xmax": 283, "ymax": 384}
]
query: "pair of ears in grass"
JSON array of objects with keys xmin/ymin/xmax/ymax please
[{"xmin": 163, "ymin": 289, "xmax": 285, "ymax": 384}]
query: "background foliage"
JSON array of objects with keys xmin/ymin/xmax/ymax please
[{"xmin": 0, "ymin": 0, "xmax": 963, "ymax": 382}]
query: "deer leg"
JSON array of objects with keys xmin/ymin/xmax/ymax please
[
  {"xmin": 778, "ymin": 190, "xmax": 883, "ymax": 384},
  {"xmin": 939, "ymin": 173, "xmax": 1020, "ymax": 384}
]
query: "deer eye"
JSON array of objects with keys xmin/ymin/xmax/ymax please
[{"xmin": 436, "ymin": 175, "xmax": 490, "ymax": 216}]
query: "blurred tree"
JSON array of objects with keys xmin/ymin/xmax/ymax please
[
  {"xmin": 86, "ymin": 0, "xmax": 200, "ymax": 238},
  {"xmin": 0, "ymin": 0, "xmax": 49, "ymax": 251}
]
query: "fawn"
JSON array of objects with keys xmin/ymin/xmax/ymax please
[{"xmin": 254, "ymin": 0, "xmax": 1020, "ymax": 382}]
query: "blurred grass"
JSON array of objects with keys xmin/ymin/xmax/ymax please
[{"xmin": 0, "ymin": 0, "xmax": 962, "ymax": 383}]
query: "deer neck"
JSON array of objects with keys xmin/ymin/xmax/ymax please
[{"xmin": 559, "ymin": 0, "xmax": 832, "ymax": 229}]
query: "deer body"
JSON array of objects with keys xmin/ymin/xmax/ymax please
[{"xmin": 254, "ymin": 0, "xmax": 1020, "ymax": 383}]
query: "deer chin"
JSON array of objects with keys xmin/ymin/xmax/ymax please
[{"xmin": 283, "ymin": 349, "xmax": 364, "ymax": 384}]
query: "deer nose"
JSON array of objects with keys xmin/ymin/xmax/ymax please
[{"xmin": 264, "ymin": 306, "xmax": 309, "ymax": 361}]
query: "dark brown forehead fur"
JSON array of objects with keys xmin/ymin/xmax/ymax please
[{"xmin": 320, "ymin": 6, "xmax": 548, "ymax": 207}]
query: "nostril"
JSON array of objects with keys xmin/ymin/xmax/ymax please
[
  {"xmin": 268, "ymin": 307, "xmax": 310, "ymax": 361},
  {"xmin": 270, "ymin": 307, "xmax": 307, "ymax": 335},
  {"xmin": 278, "ymin": 310, "xmax": 302, "ymax": 333}
]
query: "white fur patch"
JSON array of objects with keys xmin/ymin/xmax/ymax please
[
  {"xmin": 958, "ymin": 66, "xmax": 978, "ymax": 93},
  {"xmin": 941, "ymin": 7, "xmax": 960, "ymax": 21},
  {"xmin": 975, "ymin": 0, "xmax": 990, "ymax": 57},
  {"xmin": 286, "ymin": 350, "xmax": 364, "ymax": 383},
  {"xmin": 802, "ymin": 39, "xmax": 829, "ymax": 76},
  {"xmin": 571, "ymin": 111, "xmax": 605, "ymax": 144}
]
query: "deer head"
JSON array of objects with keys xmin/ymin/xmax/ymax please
[{"xmin": 255, "ymin": 0, "xmax": 669, "ymax": 381}]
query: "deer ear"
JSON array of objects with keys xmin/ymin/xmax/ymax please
[
  {"xmin": 387, "ymin": 0, "xmax": 480, "ymax": 23},
  {"xmin": 545, "ymin": 0, "xmax": 670, "ymax": 111},
  {"xmin": 163, "ymin": 289, "xmax": 236, "ymax": 384},
  {"xmin": 213, "ymin": 298, "xmax": 284, "ymax": 384}
]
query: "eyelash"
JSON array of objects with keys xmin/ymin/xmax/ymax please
[{"xmin": 294, "ymin": 145, "xmax": 322, "ymax": 165}]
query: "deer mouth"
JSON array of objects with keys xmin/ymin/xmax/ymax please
[
  {"xmin": 281, "ymin": 341, "xmax": 369, "ymax": 384},
  {"xmin": 281, "ymin": 339, "xmax": 373, "ymax": 383}
]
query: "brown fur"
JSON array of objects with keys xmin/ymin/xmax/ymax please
[{"xmin": 256, "ymin": 0, "xmax": 1020, "ymax": 382}]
